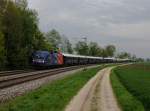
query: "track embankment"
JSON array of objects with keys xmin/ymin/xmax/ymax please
[
  {"xmin": 65, "ymin": 67, "xmax": 121, "ymax": 111},
  {"xmin": 0, "ymin": 65, "xmax": 99, "ymax": 103}
]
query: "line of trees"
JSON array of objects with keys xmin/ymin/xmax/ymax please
[
  {"xmin": 45, "ymin": 30, "xmax": 117, "ymax": 58},
  {"xmin": 74, "ymin": 41, "xmax": 116, "ymax": 57},
  {"xmin": 0, "ymin": 0, "xmax": 141, "ymax": 70}
]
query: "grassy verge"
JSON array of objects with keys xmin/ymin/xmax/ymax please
[
  {"xmin": 111, "ymin": 69, "xmax": 145, "ymax": 111},
  {"xmin": 0, "ymin": 65, "xmax": 108, "ymax": 111}
]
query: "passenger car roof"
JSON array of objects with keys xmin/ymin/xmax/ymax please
[{"xmin": 62, "ymin": 53, "xmax": 103, "ymax": 60}]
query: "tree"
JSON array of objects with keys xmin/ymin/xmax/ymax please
[
  {"xmin": 46, "ymin": 29, "xmax": 61, "ymax": 50},
  {"xmin": 0, "ymin": 1, "xmax": 6, "ymax": 69},
  {"xmin": 101, "ymin": 48, "xmax": 108, "ymax": 57},
  {"xmin": 15, "ymin": 0, "xmax": 28, "ymax": 9},
  {"xmin": 88, "ymin": 42, "xmax": 102, "ymax": 56},
  {"xmin": 1, "ymin": 0, "xmax": 49, "ymax": 69},
  {"xmin": 33, "ymin": 30, "xmax": 52, "ymax": 51},
  {"xmin": 0, "ymin": 0, "xmax": 7, "ymax": 14},
  {"xmin": 2, "ymin": 1, "xmax": 22, "ymax": 68},
  {"xmin": 74, "ymin": 41, "xmax": 89, "ymax": 55},
  {"xmin": 0, "ymin": 25, "xmax": 6, "ymax": 69},
  {"xmin": 104, "ymin": 45, "xmax": 116, "ymax": 57},
  {"xmin": 136, "ymin": 58, "xmax": 144, "ymax": 62},
  {"xmin": 61, "ymin": 36, "xmax": 73, "ymax": 54},
  {"xmin": 66, "ymin": 40, "xmax": 73, "ymax": 54},
  {"xmin": 146, "ymin": 58, "xmax": 150, "ymax": 62},
  {"xmin": 131, "ymin": 54, "xmax": 137, "ymax": 60},
  {"xmin": 117, "ymin": 52, "xmax": 131, "ymax": 59}
]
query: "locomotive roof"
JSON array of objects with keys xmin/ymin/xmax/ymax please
[{"xmin": 35, "ymin": 51, "xmax": 49, "ymax": 54}]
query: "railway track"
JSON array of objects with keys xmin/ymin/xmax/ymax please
[
  {"xmin": 0, "ymin": 70, "xmax": 34, "ymax": 77},
  {"xmin": 0, "ymin": 65, "xmax": 89, "ymax": 89}
]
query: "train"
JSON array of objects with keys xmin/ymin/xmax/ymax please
[{"xmin": 32, "ymin": 50, "xmax": 131, "ymax": 67}]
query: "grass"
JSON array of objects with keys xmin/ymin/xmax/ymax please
[
  {"xmin": 111, "ymin": 69, "xmax": 144, "ymax": 111},
  {"xmin": 0, "ymin": 65, "xmax": 108, "ymax": 111},
  {"xmin": 111, "ymin": 63, "xmax": 150, "ymax": 111}
]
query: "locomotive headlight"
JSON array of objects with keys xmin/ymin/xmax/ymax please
[{"xmin": 42, "ymin": 60, "xmax": 45, "ymax": 63}]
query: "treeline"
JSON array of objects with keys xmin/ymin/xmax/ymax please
[
  {"xmin": 46, "ymin": 30, "xmax": 117, "ymax": 57},
  {"xmin": 74, "ymin": 41, "xmax": 116, "ymax": 57},
  {"xmin": 0, "ymin": 0, "xmax": 139, "ymax": 70}
]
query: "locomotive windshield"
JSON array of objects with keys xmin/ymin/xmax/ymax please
[{"xmin": 33, "ymin": 51, "xmax": 49, "ymax": 59}]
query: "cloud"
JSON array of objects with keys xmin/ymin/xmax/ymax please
[{"xmin": 27, "ymin": 0, "xmax": 150, "ymax": 58}]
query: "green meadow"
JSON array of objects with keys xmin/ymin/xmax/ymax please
[{"xmin": 111, "ymin": 63, "xmax": 150, "ymax": 111}]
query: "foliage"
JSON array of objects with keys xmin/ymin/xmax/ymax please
[
  {"xmin": 46, "ymin": 30, "xmax": 73, "ymax": 53},
  {"xmin": 114, "ymin": 64, "xmax": 150, "ymax": 111},
  {"xmin": 33, "ymin": 30, "xmax": 51, "ymax": 51},
  {"xmin": 88, "ymin": 42, "xmax": 102, "ymax": 56},
  {"xmin": 46, "ymin": 29, "xmax": 61, "ymax": 50},
  {"xmin": 74, "ymin": 41, "xmax": 89, "ymax": 55},
  {"xmin": 135, "ymin": 58, "xmax": 144, "ymax": 62},
  {"xmin": 0, "ymin": 66, "xmax": 105, "ymax": 111},
  {"xmin": 101, "ymin": 48, "xmax": 108, "ymax": 57},
  {"xmin": 0, "ymin": 0, "xmax": 50, "ymax": 69},
  {"xmin": 146, "ymin": 58, "xmax": 150, "ymax": 62},
  {"xmin": 61, "ymin": 36, "xmax": 73, "ymax": 53},
  {"xmin": 0, "ymin": 28, "xmax": 6, "ymax": 69},
  {"xmin": 104, "ymin": 45, "xmax": 116, "ymax": 57},
  {"xmin": 100, "ymin": 45, "xmax": 116, "ymax": 57},
  {"xmin": 66, "ymin": 40, "xmax": 73, "ymax": 54},
  {"xmin": 0, "ymin": 4, "xmax": 6, "ymax": 69},
  {"xmin": 117, "ymin": 52, "xmax": 131, "ymax": 59},
  {"xmin": 111, "ymin": 69, "xmax": 144, "ymax": 111},
  {"xmin": 74, "ymin": 41, "xmax": 116, "ymax": 57}
]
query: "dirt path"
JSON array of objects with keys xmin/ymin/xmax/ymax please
[{"xmin": 65, "ymin": 67, "xmax": 121, "ymax": 111}]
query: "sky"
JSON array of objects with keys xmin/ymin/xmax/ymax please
[{"xmin": 27, "ymin": 0, "xmax": 150, "ymax": 58}]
